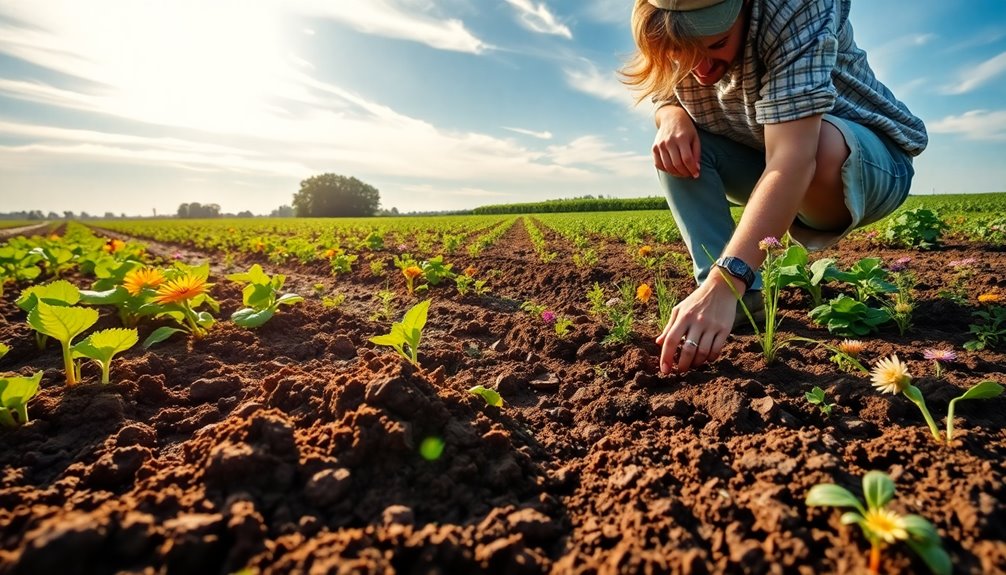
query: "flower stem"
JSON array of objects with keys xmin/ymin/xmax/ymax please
[
  {"xmin": 869, "ymin": 544, "xmax": 881, "ymax": 574},
  {"xmin": 904, "ymin": 385, "xmax": 943, "ymax": 442}
]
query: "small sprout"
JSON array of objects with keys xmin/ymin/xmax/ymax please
[
  {"xmin": 226, "ymin": 264, "xmax": 304, "ymax": 328},
  {"xmin": 946, "ymin": 380, "xmax": 1003, "ymax": 440},
  {"xmin": 369, "ymin": 299, "xmax": 430, "ymax": 366},
  {"xmin": 806, "ymin": 470, "xmax": 950, "ymax": 575},
  {"xmin": 553, "ymin": 316, "xmax": 574, "ymax": 339},
  {"xmin": 468, "ymin": 385, "xmax": 503, "ymax": 407},
  {"xmin": 871, "ymin": 355, "xmax": 941, "ymax": 442},
  {"xmin": 322, "ymin": 293, "xmax": 346, "ymax": 309},
  {"xmin": 72, "ymin": 328, "xmax": 139, "ymax": 384},
  {"xmin": 805, "ymin": 386, "xmax": 834, "ymax": 416},
  {"xmin": 0, "ymin": 371, "xmax": 43, "ymax": 427},
  {"xmin": 419, "ymin": 436, "xmax": 445, "ymax": 461}
]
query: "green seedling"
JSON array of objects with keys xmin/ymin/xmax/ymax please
[
  {"xmin": 370, "ymin": 288, "xmax": 396, "ymax": 322},
  {"xmin": 419, "ymin": 256, "xmax": 454, "ymax": 286},
  {"xmin": 28, "ymin": 301, "xmax": 99, "ymax": 386},
  {"xmin": 0, "ymin": 342, "xmax": 8, "ymax": 361},
  {"xmin": 520, "ymin": 300, "xmax": 547, "ymax": 317},
  {"xmin": 810, "ymin": 294, "xmax": 890, "ymax": 337},
  {"xmin": 322, "ymin": 293, "xmax": 346, "ymax": 309},
  {"xmin": 17, "ymin": 279, "xmax": 82, "ymax": 350},
  {"xmin": 369, "ymin": 299, "xmax": 430, "ymax": 366},
  {"xmin": 806, "ymin": 470, "xmax": 950, "ymax": 575},
  {"xmin": 72, "ymin": 328, "xmax": 139, "ymax": 384},
  {"xmin": 586, "ymin": 282, "xmax": 606, "ymax": 316},
  {"xmin": 946, "ymin": 380, "xmax": 1004, "ymax": 440},
  {"xmin": 883, "ymin": 207, "xmax": 948, "ymax": 250},
  {"xmin": 226, "ymin": 264, "xmax": 304, "ymax": 328},
  {"xmin": 805, "ymin": 386, "xmax": 834, "ymax": 416},
  {"xmin": 0, "ymin": 371, "xmax": 43, "ymax": 427},
  {"xmin": 468, "ymin": 385, "xmax": 503, "ymax": 407},
  {"xmin": 777, "ymin": 243, "xmax": 837, "ymax": 308},
  {"xmin": 964, "ymin": 305, "xmax": 1006, "ymax": 351},
  {"xmin": 553, "ymin": 316, "xmax": 574, "ymax": 339}
]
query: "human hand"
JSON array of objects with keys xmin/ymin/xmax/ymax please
[
  {"xmin": 655, "ymin": 279, "xmax": 737, "ymax": 374},
  {"xmin": 653, "ymin": 106, "xmax": 701, "ymax": 179}
]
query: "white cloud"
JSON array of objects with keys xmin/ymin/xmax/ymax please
[
  {"xmin": 941, "ymin": 51, "xmax": 1006, "ymax": 95},
  {"xmin": 929, "ymin": 109, "xmax": 1006, "ymax": 141},
  {"xmin": 546, "ymin": 135, "xmax": 649, "ymax": 177},
  {"xmin": 504, "ymin": 0, "xmax": 572, "ymax": 39},
  {"xmin": 293, "ymin": 0, "xmax": 489, "ymax": 53},
  {"xmin": 861, "ymin": 33, "xmax": 936, "ymax": 80},
  {"xmin": 563, "ymin": 59, "xmax": 650, "ymax": 117},
  {"xmin": 503, "ymin": 126, "xmax": 553, "ymax": 139},
  {"xmin": 582, "ymin": 0, "xmax": 630, "ymax": 24}
]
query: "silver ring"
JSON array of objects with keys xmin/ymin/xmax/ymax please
[{"xmin": 684, "ymin": 338, "xmax": 699, "ymax": 348}]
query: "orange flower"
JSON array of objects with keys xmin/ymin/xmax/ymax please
[
  {"xmin": 154, "ymin": 273, "xmax": 209, "ymax": 304},
  {"xmin": 48, "ymin": 234, "xmax": 61, "ymax": 241},
  {"xmin": 838, "ymin": 339, "xmax": 865, "ymax": 357},
  {"xmin": 464, "ymin": 266, "xmax": 477, "ymax": 277},
  {"xmin": 103, "ymin": 238, "xmax": 126, "ymax": 253},
  {"xmin": 123, "ymin": 267, "xmax": 166, "ymax": 296},
  {"xmin": 323, "ymin": 248, "xmax": 338, "ymax": 259},
  {"xmin": 403, "ymin": 265, "xmax": 423, "ymax": 280},
  {"xmin": 636, "ymin": 283, "xmax": 652, "ymax": 303},
  {"xmin": 252, "ymin": 240, "xmax": 265, "ymax": 252},
  {"xmin": 978, "ymin": 293, "xmax": 1002, "ymax": 304},
  {"xmin": 637, "ymin": 245, "xmax": 653, "ymax": 258}
]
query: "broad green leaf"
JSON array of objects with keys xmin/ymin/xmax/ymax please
[
  {"xmin": 243, "ymin": 282, "xmax": 275, "ymax": 309},
  {"xmin": 0, "ymin": 342, "xmax": 8, "ymax": 360},
  {"xmin": 862, "ymin": 471, "xmax": 895, "ymax": 511},
  {"xmin": 73, "ymin": 328, "xmax": 138, "ymax": 362},
  {"xmin": 809, "ymin": 258, "xmax": 838, "ymax": 284},
  {"xmin": 0, "ymin": 371, "xmax": 43, "ymax": 426},
  {"xmin": 79, "ymin": 286, "xmax": 130, "ymax": 305},
  {"xmin": 17, "ymin": 279, "xmax": 81, "ymax": 311},
  {"xmin": 143, "ymin": 326, "xmax": 186, "ymax": 349},
  {"xmin": 402, "ymin": 299, "xmax": 431, "ymax": 333},
  {"xmin": 28, "ymin": 302, "xmax": 99, "ymax": 343},
  {"xmin": 905, "ymin": 539, "xmax": 952, "ymax": 575},
  {"xmin": 902, "ymin": 514, "xmax": 941, "ymax": 546},
  {"xmin": 195, "ymin": 311, "xmax": 215, "ymax": 329},
  {"xmin": 468, "ymin": 385, "xmax": 503, "ymax": 407},
  {"xmin": 227, "ymin": 263, "xmax": 270, "ymax": 285},
  {"xmin": 839, "ymin": 511, "xmax": 865, "ymax": 525},
  {"xmin": 276, "ymin": 293, "xmax": 304, "ymax": 306},
  {"xmin": 806, "ymin": 484, "xmax": 863, "ymax": 511},
  {"xmin": 370, "ymin": 324, "xmax": 406, "ymax": 347},
  {"xmin": 956, "ymin": 380, "xmax": 1004, "ymax": 401},
  {"xmin": 232, "ymin": 307, "xmax": 275, "ymax": 328}
]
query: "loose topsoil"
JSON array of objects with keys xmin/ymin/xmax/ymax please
[{"xmin": 0, "ymin": 219, "xmax": 1004, "ymax": 574}]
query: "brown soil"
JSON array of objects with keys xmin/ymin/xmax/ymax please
[{"xmin": 1, "ymin": 219, "xmax": 1004, "ymax": 574}]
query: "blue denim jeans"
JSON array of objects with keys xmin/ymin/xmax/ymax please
[{"xmin": 658, "ymin": 114, "xmax": 915, "ymax": 287}]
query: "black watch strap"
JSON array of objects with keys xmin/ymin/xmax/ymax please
[{"xmin": 715, "ymin": 256, "xmax": 755, "ymax": 290}]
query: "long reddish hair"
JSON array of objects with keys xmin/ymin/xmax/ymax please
[{"xmin": 619, "ymin": 0, "xmax": 706, "ymax": 104}]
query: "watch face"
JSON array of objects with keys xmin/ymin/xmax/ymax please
[{"xmin": 727, "ymin": 258, "xmax": 745, "ymax": 275}]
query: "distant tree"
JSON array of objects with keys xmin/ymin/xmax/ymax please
[
  {"xmin": 63, "ymin": 211, "xmax": 74, "ymax": 220},
  {"xmin": 177, "ymin": 202, "xmax": 221, "ymax": 218},
  {"xmin": 236, "ymin": 210, "xmax": 253, "ymax": 218},
  {"xmin": 270, "ymin": 205, "xmax": 294, "ymax": 217},
  {"xmin": 46, "ymin": 211, "xmax": 59, "ymax": 220},
  {"xmin": 103, "ymin": 212, "xmax": 116, "ymax": 219},
  {"xmin": 292, "ymin": 174, "xmax": 380, "ymax": 217}
]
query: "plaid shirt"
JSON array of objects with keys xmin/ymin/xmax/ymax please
[{"xmin": 657, "ymin": 0, "xmax": 927, "ymax": 156}]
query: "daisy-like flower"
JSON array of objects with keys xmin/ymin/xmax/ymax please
[
  {"xmin": 123, "ymin": 267, "xmax": 166, "ymax": 296},
  {"xmin": 922, "ymin": 348, "xmax": 957, "ymax": 362},
  {"xmin": 636, "ymin": 283, "xmax": 653, "ymax": 303},
  {"xmin": 862, "ymin": 507, "xmax": 910, "ymax": 544},
  {"xmin": 637, "ymin": 245, "xmax": 653, "ymax": 258},
  {"xmin": 838, "ymin": 339, "xmax": 865, "ymax": 357},
  {"xmin": 978, "ymin": 293, "xmax": 1002, "ymax": 304},
  {"xmin": 871, "ymin": 355, "xmax": 911, "ymax": 395},
  {"xmin": 103, "ymin": 238, "xmax": 126, "ymax": 253},
  {"xmin": 403, "ymin": 265, "xmax": 423, "ymax": 280},
  {"xmin": 758, "ymin": 236, "xmax": 782, "ymax": 250},
  {"xmin": 153, "ymin": 273, "xmax": 209, "ymax": 305}
]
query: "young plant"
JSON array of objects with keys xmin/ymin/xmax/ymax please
[
  {"xmin": 370, "ymin": 288, "xmax": 397, "ymax": 322},
  {"xmin": 602, "ymin": 280, "xmax": 636, "ymax": 345},
  {"xmin": 830, "ymin": 257, "xmax": 897, "ymax": 304},
  {"xmin": 963, "ymin": 304, "xmax": 1006, "ymax": 351},
  {"xmin": 653, "ymin": 276, "xmax": 677, "ymax": 329},
  {"xmin": 0, "ymin": 371, "xmax": 43, "ymax": 427},
  {"xmin": 17, "ymin": 279, "xmax": 83, "ymax": 350},
  {"xmin": 871, "ymin": 355, "xmax": 941, "ymax": 442},
  {"xmin": 945, "ymin": 380, "xmax": 1003, "ymax": 441},
  {"xmin": 883, "ymin": 207, "xmax": 949, "ymax": 250},
  {"xmin": 810, "ymin": 294, "xmax": 891, "ymax": 337},
  {"xmin": 520, "ymin": 300, "xmax": 547, "ymax": 317},
  {"xmin": 805, "ymin": 386, "xmax": 835, "ymax": 416},
  {"xmin": 369, "ymin": 299, "xmax": 430, "ymax": 366},
  {"xmin": 777, "ymin": 243, "xmax": 837, "ymax": 308},
  {"xmin": 806, "ymin": 470, "xmax": 950, "ymax": 575},
  {"xmin": 585, "ymin": 282, "xmax": 606, "ymax": 316},
  {"xmin": 553, "ymin": 316, "xmax": 574, "ymax": 339},
  {"xmin": 322, "ymin": 293, "xmax": 346, "ymax": 309},
  {"xmin": 226, "ymin": 264, "xmax": 304, "ymax": 328},
  {"xmin": 28, "ymin": 301, "xmax": 99, "ymax": 386},
  {"xmin": 828, "ymin": 339, "xmax": 868, "ymax": 373},
  {"xmin": 72, "ymin": 328, "xmax": 139, "ymax": 384},
  {"xmin": 937, "ymin": 258, "xmax": 977, "ymax": 305},
  {"xmin": 468, "ymin": 385, "xmax": 503, "ymax": 407},
  {"xmin": 330, "ymin": 253, "xmax": 358, "ymax": 275},
  {"xmin": 419, "ymin": 256, "xmax": 454, "ymax": 287}
]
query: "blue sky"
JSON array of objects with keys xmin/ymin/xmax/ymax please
[{"xmin": 0, "ymin": 0, "xmax": 1004, "ymax": 216}]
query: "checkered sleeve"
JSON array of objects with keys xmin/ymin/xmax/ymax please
[{"xmin": 754, "ymin": 0, "xmax": 839, "ymax": 124}]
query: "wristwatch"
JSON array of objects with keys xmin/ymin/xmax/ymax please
[{"xmin": 714, "ymin": 256, "xmax": 755, "ymax": 290}]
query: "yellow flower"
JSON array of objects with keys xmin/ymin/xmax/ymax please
[
  {"xmin": 403, "ymin": 265, "xmax": 423, "ymax": 280},
  {"xmin": 838, "ymin": 339, "xmax": 865, "ymax": 357},
  {"xmin": 323, "ymin": 248, "xmax": 338, "ymax": 259},
  {"xmin": 863, "ymin": 507, "xmax": 909, "ymax": 544},
  {"xmin": 871, "ymin": 355, "xmax": 911, "ymax": 395},
  {"xmin": 636, "ymin": 283, "xmax": 652, "ymax": 303},
  {"xmin": 464, "ymin": 266, "xmax": 477, "ymax": 277},
  {"xmin": 122, "ymin": 267, "xmax": 166, "ymax": 296},
  {"xmin": 978, "ymin": 293, "xmax": 1002, "ymax": 304},
  {"xmin": 48, "ymin": 234, "xmax": 61, "ymax": 241},
  {"xmin": 154, "ymin": 273, "xmax": 209, "ymax": 305},
  {"xmin": 637, "ymin": 245, "xmax": 653, "ymax": 258},
  {"xmin": 253, "ymin": 240, "xmax": 265, "ymax": 253}
]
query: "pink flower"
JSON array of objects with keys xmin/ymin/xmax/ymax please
[
  {"xmin": 890, "ymin": 257, "xmax": 911, "ymax": 272},
  {"xmin": 922, "ymin": 349, "xmax": 957, "ymax": 362},
  {"xmin": 171, "ymin": 251, "xmax": 183, "ymax": 260},
  {"xmin": 541, "ymin": 310, "xmax": 557, "ymax": 324},
  {"xmin": 948, "ymin": 258, "xmax": 977, "ymax": 270},
  {"xmin": 758, "ymin": 237, "xmax": 782, "ymax": 250}
]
